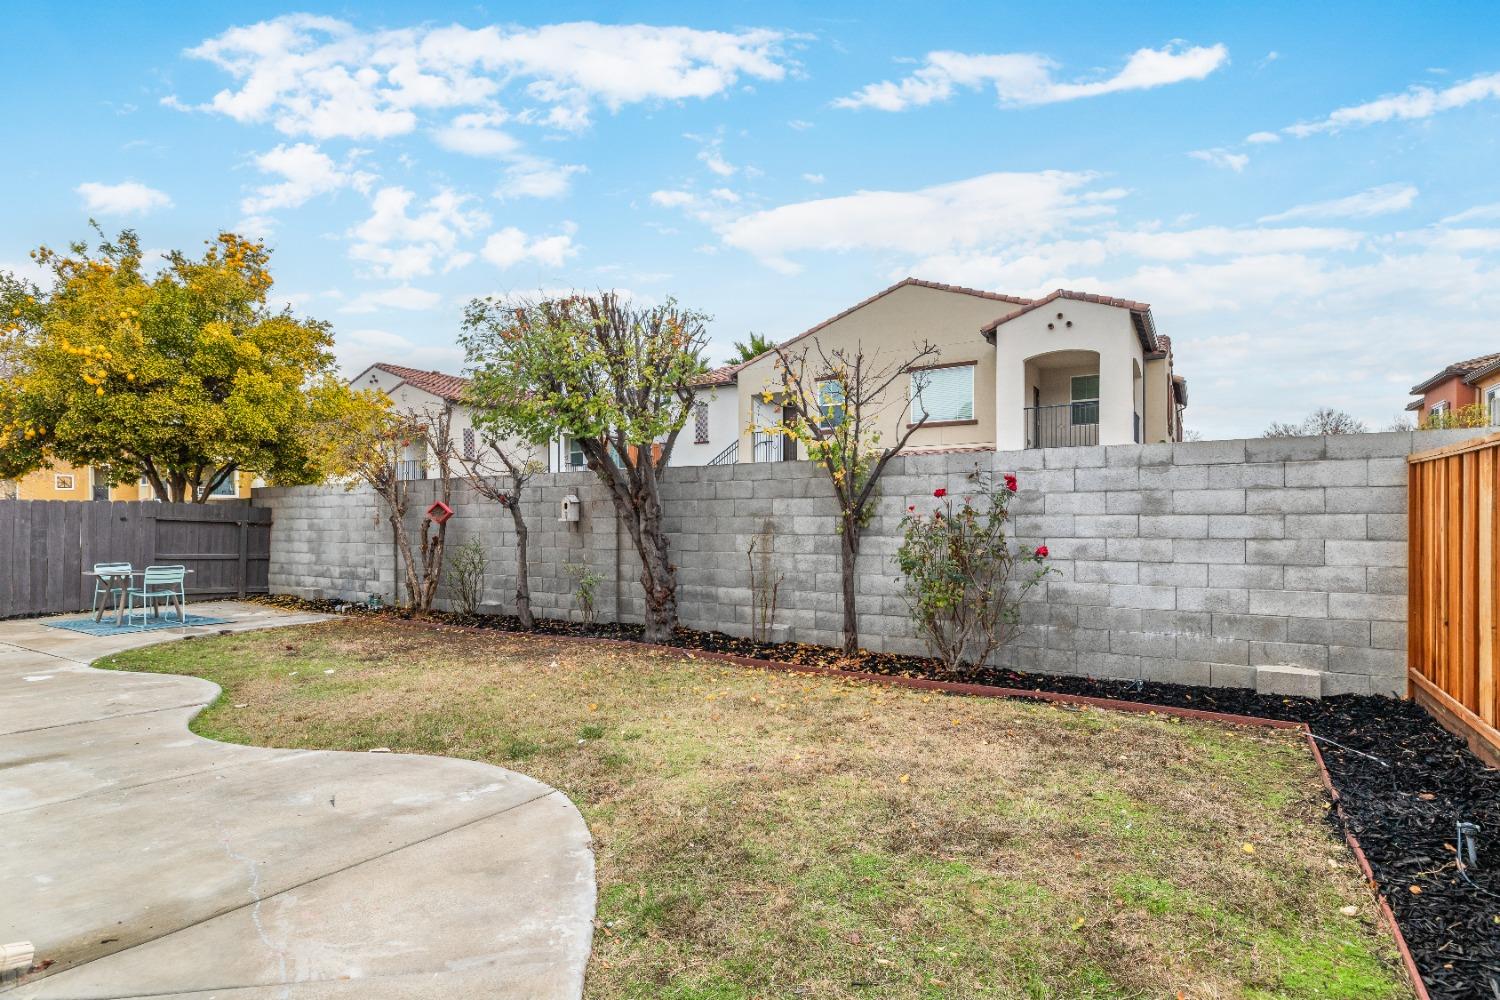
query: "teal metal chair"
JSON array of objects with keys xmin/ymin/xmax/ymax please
[
  {"xmin": 126, "ymin": 565, "xmax": 187, "ymax": 626},
  {"xmin": 90, "ymin": 562, "xmax": 132, "ymax": 617}
]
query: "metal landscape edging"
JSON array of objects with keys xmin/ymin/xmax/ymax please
[{"xmin": 350, "ymin": 612, "xmax": 1436, "ymax": 1000}]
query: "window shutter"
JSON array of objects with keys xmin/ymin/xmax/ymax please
[{"xmin": 911, "ymin": 366, "xmax": 974, "ymax": 422}]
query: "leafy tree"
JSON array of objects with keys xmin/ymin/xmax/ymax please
[
  {"xmin": 728, "ymin": 331, "xmax": 775, "ymax": 365},
  {"xmin": 1421, "ymin": 403, "xmax": 1493, "ymax": 430},
  {"xmin": 461, "ymin": 291, "xmax": 709, "ymax": 643},
  {"xmin": 456, "ymin": 436, "xmax": 544, "ymax": 629},
  {"xmin": 762, "ymin": 337, "xmax": 940, "ymax": 655},
  {"xmin": 0, "ymin": 227, "xmax": 350, "ymax": 501},
  {"xmin": 1262, "ymin": 407, "xmax": 1367, "ymax": 438},
  {"xmin": 315, "ymin": 393, "xmax": 456, "ymax": 614}
]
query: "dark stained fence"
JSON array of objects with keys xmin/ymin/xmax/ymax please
[{"xmin": 0, "ymin": 500, "xmax": 272, "ymax": 619}]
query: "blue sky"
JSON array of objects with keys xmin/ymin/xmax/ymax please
[{"xmin": 3, "ymin": 2, "xmax": 1499, "ymax": 437}]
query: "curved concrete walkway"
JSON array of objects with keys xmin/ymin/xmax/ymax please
[{"xmin": 0, "ymin": 602, "xmax": 594, "ymax": 999}]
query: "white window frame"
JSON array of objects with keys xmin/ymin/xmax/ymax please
[
  {"xmin": 207, "ymin": 473, "xmax": 238, "ymax": 498},
  {"xmin": 1070, "ymin": 374, "xmax": 1101, "ymax": 427},
  {"xmin": 54, "ymin": 473, "xmax": 76, "ymax": 491},
  {"xmin": 563, "ymin": 436, "xmax": 588, "ymax": 471},
  {"xmin": 1430, "ymin": 400, "xmax": 1450, "ymax": 417},
  {"xmin": 816, "ymin": 379, "xmax": 846, "ymax": 429},
  {"xmin": 909, "ymin": 364, "xmax": 976, "ymax": 424}
]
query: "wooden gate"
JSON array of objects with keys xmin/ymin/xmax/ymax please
[
  {"xmin": 0, "ymin": 500, "xmax": 271, "ymax": 619},
  {"xmin": 1407, "ymin": 432, "xmax": 1500, "ymax": 764}
]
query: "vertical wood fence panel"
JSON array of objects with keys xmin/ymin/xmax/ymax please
[
  {"xmin": 1408, "ymin": 432, "xmax": 1500, "ymax": 764},
  {"xmin": 0, "ymin": 499, "xmax": 272, "ymax": 619}
]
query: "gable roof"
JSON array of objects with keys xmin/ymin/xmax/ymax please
[
  {"xmin": 979, "ymin": 289, "xmax": 1159, "ymax": 353},
  {"xmin": 1409, "ymin": 352, "xmax": 1500, "ymax": 394},
  {"xmin": 691, "ymin": 363, "xmax": 742, "ymax": 387},
  {"xmin": 370, "ymin": 362, "xmax": 471, "ymax": 402},
  {"xmin": 739, "ymin": 277, "xmax": 1034, "ymax": 369}
]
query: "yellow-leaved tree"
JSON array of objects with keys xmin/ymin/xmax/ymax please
[{"xmin": 0, "ymin": 227, "xmax": 359, "ymax": 501}]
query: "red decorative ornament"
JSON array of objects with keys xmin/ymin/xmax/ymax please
[
  {"xmin": 426, "ymin": 500, "xmax": 454, "ymax": 524},
  {"xmin": 933, "ymin": 487, "xmax": 948, "ymax": 498},
  {"xmin": 1035, "ymin": 545, "xmax": 1049, "ymax": 558},
  {"xmin": 1004, "ymin": 474, "xmax": 1018, "ymax": 492}
]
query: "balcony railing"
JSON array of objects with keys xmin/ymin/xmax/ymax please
[{"xmin": 1024, "ymin": 402, "xmax": 1099, "ymax": 448}]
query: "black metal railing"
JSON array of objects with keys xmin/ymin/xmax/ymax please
[
  {"xmin": 1024, "ymin": 402, "xmax": 1099, "ymax": 448},
  {"xmin": 708, "ymin": 440, "xmax": 739, "ymax": 466}
]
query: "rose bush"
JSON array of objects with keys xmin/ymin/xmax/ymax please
[{"xmin": 895, "ymin": 470, "xmax": 1053, "ymax": 674}]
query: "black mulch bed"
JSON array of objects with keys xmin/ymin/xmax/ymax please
[{"xmin": 254, "ymin": 594, "xmax": 1500, "ymax": 998}]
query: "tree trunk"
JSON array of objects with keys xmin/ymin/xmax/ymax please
[
  {"xmin": 391, "ymin": 512, "xmax": 420, "ymax": 611},
  {"xmin": 509, "ymin": 504, "xmax": 535, "ymax": 629},
  {"xmin": 612, "ymin": 491, "xmax": 678, "ymax": 644},
  {"xmin": 840, "ymin": 514, "xmax": 861, "ymax": 656}
]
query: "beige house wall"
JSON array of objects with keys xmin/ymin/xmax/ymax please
[
  {"xmin": 12, "ymin": 463, "xmax": 255, "ymax": 501},
  {"xmin": 1143, "ymin": 356, "xmax": 1172, "ymax": 443},
  {"xmin": 733, "ymin": 283, "xmax": 1009, "ymax": 459}
]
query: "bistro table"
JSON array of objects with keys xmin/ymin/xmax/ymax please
[{"xmin": 83, "ymin": 569, "xmax": 194, "ymax": 627}]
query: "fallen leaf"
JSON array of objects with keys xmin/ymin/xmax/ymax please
[
  {"xmin": 1241, "ymin": 843, "xmax": 1256, "ymax": 855},
  {"xmin": 1340, "ymin": 905, "xmax": 1359, "ymax": 917},
  {"xmin": 899, "ymin": 774, "xmax": 910, "ymax": 784}
]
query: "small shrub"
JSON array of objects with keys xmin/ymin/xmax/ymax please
[
  {"xmin": 1422, "ymin": 403, "xmax": 1494, "ymax": 430},
  {"xmin": 747, "ymin": 520, "xmax": 783, "ymax": 642},
  {"xmin": 449, "ymin": 539, "xmax": 487, "ymax": 616},
  {"xmin": 566, "ymin": 561, "xmax": 605, "ymax": 625},
  {"xmin": 896, "ymin": 469, "xmax": 1053, "ymax": 674}
]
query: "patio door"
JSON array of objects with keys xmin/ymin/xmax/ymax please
[{"xmin": 752, "ymin": 397, "xmax": 781, "ymax": 462}]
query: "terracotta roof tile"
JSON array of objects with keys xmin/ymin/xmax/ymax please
[
  {"xmin": 738, "ymin": 278, "xmax": 1034, "ymax": 368},
  {"xmin": 691, "ymin": 363, "xmax": 741, "ymax": 387},
  {"xmin": 1409, "ymin": 352, "xmax": 1500, "ymax": 394},
  {"xmin": 372, "ymin": 363, "xmax": 471, "ymax": 402}
]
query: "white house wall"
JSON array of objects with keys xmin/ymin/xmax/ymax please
[
  {"xmin": 671, "ymin": 385, "xmax": 741, "ymax": 466},
  {"xmin": 996, "ymin": 300, "xmax": 1145, "ymax": 450}
]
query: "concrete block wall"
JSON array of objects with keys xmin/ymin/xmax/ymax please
[{"xmin": 254, "ymin": 428, "xmax": 1485, "ymax": 698}]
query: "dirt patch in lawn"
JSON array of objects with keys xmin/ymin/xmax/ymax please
[{"xmin": 107, "ymin": 618, "xmax": 1412, "ymax": 999}]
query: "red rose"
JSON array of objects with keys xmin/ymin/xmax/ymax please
[
  {"xmin": 1004, "ymin": 474, "xmax": 1018, "ymax": 492},
  {"xmin": 907, "ymin": 504, "xmax": 915, "ymax": 512},
  {"xmin": 1035, "ymin": 545, "xmax": 1049, "ymax": 558},
  {"xmin": 933, "ymin": 487, "xmax": 947, "ymax": 498}
]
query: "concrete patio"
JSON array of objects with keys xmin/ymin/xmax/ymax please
[{"xmin": 0, "ymin": 602, "xmax": 595, "ymax": 999}]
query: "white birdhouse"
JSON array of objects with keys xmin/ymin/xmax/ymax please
[{"xmin": 560, "ymin": 494, "xmax": 581, "ymax": 523}]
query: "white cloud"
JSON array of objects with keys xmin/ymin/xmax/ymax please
[
  {"xmin": 1285, "ymin": 70, "xmax": 1500, "ymax": 137},
  {"xmin": 802, "ymin": 173, "xmax": 825, "ymax": 184},
  {"xmin": 718, "ymin": 170, "xmax": 1114, "ymax": 273},
  {"xmin": 172, "ymin": 15, "xmax": 791, "ymax": 139},
  {"xmin": 650, "ymin": 190, "xmax": 696, "ymax": 208},
  {"xmin": 1258, "ymin": 183, "xmax": 1418, "ymax": 222},
  {"xmin": 1443, "ymin": 202, "xmax": 1500, "ymax": 225},
  {"xmin": 834, "ymin": 42, "xmax": 1228, "ymax": 112},
  {"xmin": 349, "ymin": 186, "xmax": 489, "ymax": 279},
  {"xmin": 480, "ymin": 224, "xmax": 579, "ymax": 269},
  {"xmin": 340, "ymin": 285, "xmax": 444, "ymax": 313},
  {"xmin": 75, "ymin": 181, "xmax": 172, "ymax": 215},
  {"xmin": 495, "ymin": 159, "xmax": 587, "ymax": 200},
  {"xmin": 788, "ymin": 119, "xmax": 814, "ymax": 130},
  {"xmin": 709, "ymin": 188, "xmax": 740, "ymax": 203},
  {"xmin": 1244, "ymin": 131, "xmax": 1280, "ymax": 144},
  {"xmin": 432, "ymin": 111, "xmax": 520, "ymax": 157},
  {"xmin": 240, "ymin": 142, "xmax": 372, "ymax": 215},
  {"xmin": 1188, "ymin": 148, "xmax": 1248, "ymax": 172}
]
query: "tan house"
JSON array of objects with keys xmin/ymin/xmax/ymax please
[
  {"xmin": 1405, "ymin": 352, "xmax": 1500, "ymax": 426},
  {"xmin": 719, "ymin": 278, "xmax": 1186, "ymax": 464},
  {"xmin": 6, "ymin": 463, "xmax": 255, "ymax": 502}
]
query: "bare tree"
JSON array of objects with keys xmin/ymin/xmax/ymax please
[
  {"xmin": 322, "ymin": 396, "xmax": 456, "ymax": 614},
  {"xmin": 765, "ymin": 338, "xmax": 940, "ymax": 655},
  {"xmin": 1263, "ymin": 407, "xmax": 1368, "ymax": 438},
  {"xmin": 457, "ymin": 438, "xmax": 543, "ymax": 629}
]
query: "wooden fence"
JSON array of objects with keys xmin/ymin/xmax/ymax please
[
  {"xmin": 1408, "ymin": 432, "xmax": 1500, "ymax": 765},
  {"xmin": 0, "ymin": 500, "xmax": 271, "ymax": 620}
]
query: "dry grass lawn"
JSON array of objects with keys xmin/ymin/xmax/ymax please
[{"xmin": 105, "ymin": 618, "xmax": 1412, "ymax": 1000}]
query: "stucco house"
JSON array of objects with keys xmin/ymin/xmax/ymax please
[
  {"xmin": 715, "ymin": 278, "xmax": 1186, "ymax": 465},
  {"xmin": 1405, "ymin": 352, "xmax": 1500, "ymax": 426}
]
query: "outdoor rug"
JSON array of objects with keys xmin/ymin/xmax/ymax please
[{"xmin": 43, "ymin": 614, "xmax": 230, "ymax": 636}]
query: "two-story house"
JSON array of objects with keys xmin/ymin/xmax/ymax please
[
  {"xmin": 719, "ymin": 278, "xmax": 1186, "ymax": 464},
  {"xmin": 1405, "ymin": 352, "xmax": 1500, "ymax": 426}
]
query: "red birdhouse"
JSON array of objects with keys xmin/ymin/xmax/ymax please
[{"xmin": 426, "ymin": 500, "xmax": 454, "ymax": 524}]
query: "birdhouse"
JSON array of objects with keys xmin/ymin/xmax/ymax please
[
  {"xmin": 426, "ymin": 500, "xmax": 454, "ymax": 524},
  {"xmin": 560, "ymin": 494, "xmax": 581, "ymax": 523}
]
